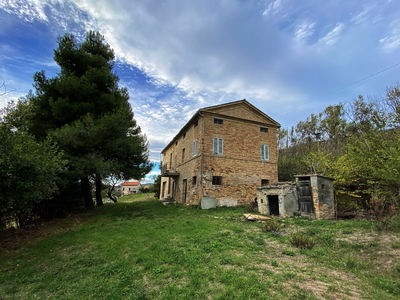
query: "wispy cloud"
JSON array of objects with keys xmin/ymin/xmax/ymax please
[
  {"xmin": 379, "ymin": 20, "xmax": 400, "ymax": 52},
  {"xmin": 1, "ymin": 0, "xmax": 400, "ymax": 165},
  {"xmin": 262, "ymin": 0, "xmax": 283, "ymax": 17},
  {"xmin": 318, "ymin": 23, "xmax": 345, "ymax": 46},
  {"xmin": 294, "ymin": 21, "xmax": 315, "ymax": 42}
]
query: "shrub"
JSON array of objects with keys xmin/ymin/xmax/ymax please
[
  {"xmin": 369, "ymin": 193, "xmax": 396, "ymax": 229},
  {"xmin": 289, "ymin": 232, "xmax": 317, "ymax": 249},
  {"xmin": 262, "ymin": 219, "xmax": 280, "ymax": 232},
  {"xmin": 282, "ymin": 249, "xmax": 296, "ymax": 256}
]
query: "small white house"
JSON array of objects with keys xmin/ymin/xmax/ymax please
[{"xmin": 121, "ymin": 181, "xmax": 141, "ymax": 195}]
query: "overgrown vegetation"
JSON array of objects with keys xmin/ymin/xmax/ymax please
[
  {"xmin": 1, "ymin": 199, "xmax": 399, "ymax": 299},
  {"xmin": 278, "ymin": 86, "xmax": 400, "ymax": 220},
  {"xmin": 0, "ymin": 31, "xmax": 152, "ymax": 224},
  {"xmin": 289, "ymin": 232, "xmax": 318, "ymax": 249}
]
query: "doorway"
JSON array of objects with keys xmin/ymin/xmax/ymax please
[
  {"xmin": 182, "ymin": 179, "xmax": 187, "ymax": 203},
  {"xmin": 297, "ymin": 179, "xmax": 313, "ymax": 214},
  {"xmin": 161, "ymin": 181, "xmax": 166, "ymax": 198},
  {"xmin": 268, "ymin": 195, "xmax": 279, "ymax": 216},
  {"xmin": 172, "ymin": 181, "xmax": 177, "ymax": 200}
]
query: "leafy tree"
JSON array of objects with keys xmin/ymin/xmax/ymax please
[
  {"xmin": 152, "ymin": 175, "xmax": 161, "ymax": 199},
  {"xmin": 10, "ymin": 31, "xmax": 152, "ymax": 208},
  {"xmin": 0, "ymin": 123, "xmax": 65, "ymax": 224}
]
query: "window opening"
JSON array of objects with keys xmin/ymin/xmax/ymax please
[
  {"xmin": 213, "ymin": 137, "xmax": 223, "ymax": 155},
  {"xmin": 192, "ymin": 176, "xmax": 197, "ymax": 185},
  {"xmin": 212, "ymin": 176, "xmax": 222, "ymax": 185},
  {"xmin": 261, "ymin": 144, "xmax": 269, "ymax": 161},
  {"xmin": 260, "ymin": 127, "xmax": 268, "ymax": 132},
  {"xmin": 214, "ymin": 118, "xmax": 223, "ymax": 124},
  {"xmin": 261, "ymin": 179, "xmax": 270, "ymax": 186},
  {"xmin": 193, "ymin": 140, "xmax": 198, "ymax": 156}
]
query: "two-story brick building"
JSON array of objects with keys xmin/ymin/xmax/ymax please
[{"xmin": 160, "ymin": 99, "xmax": 280, "ymax": 206}]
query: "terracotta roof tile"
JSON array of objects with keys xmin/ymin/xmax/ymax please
[{"xmin": 121, "ymin": 182, "xmax": 140, "ymax": 186}]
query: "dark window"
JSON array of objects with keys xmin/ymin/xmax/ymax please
[
  {"xmin": 212, "ymin": 176, "xmax": 222, "ymax": 185},
  {"xmin": 182, "ymin": 132, "xmax": 186, "ymax": 138},
  {"xmin": 260, "ymin": 127, "xmax": 268, "ymax": 132},
  {"xmin": 175, "ymin": 141, "xmax": 178, "ymax": 145},
  {"xmin": 214, "ymin": 118, "xmax": 223, "ymax": 124},
  {"xmin": 192, "ymin": 176, "xmax": 197, "ymax": 185},
  {"xmin": 321, "ymin": 184, "xmax": 325, "ymax": 189},
  {"xmin": 182, "ymin": 148, "xmax": 185, "ymax": 162},
  {"xmin": 194, "ymin": 120, "xmax": 198, "ymax": 127},
  {"xmin": 261, "ymin": 179, "xmax": 270, "ymax": 186}
]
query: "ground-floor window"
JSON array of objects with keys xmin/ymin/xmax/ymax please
[
  {"xmin": 261, "ymin": 179, "xmax": 270, "ymax": 186},
  {"xmin": 212, "ymin": 176, "xmax": 222, "ymax": 185}
]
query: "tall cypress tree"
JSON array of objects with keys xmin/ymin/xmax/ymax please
[{"xmin": 21, "ymin": 31, "xmax": 152, "ymax": 208}]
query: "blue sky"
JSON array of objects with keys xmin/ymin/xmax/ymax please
[{"xmin": 1, "ymin": 0, "xmax": 400, "ymax": 182}]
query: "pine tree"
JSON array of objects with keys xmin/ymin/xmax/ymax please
[{"xmin": 17, "ymin": 31, "xmax": 152, "ymax": 208}]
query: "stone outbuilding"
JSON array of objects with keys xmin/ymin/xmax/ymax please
[{"xmin": 257, "ymin": 175, "xmax": 335, "ymax": 220}]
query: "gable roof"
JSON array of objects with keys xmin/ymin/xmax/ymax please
[
  {"xmin": 121, "ymin": 181, "xmax": 140, "ymax": 186},
  {"xmin": 200, "ymin": 99, "xmax": 280, "ymax": 126},
  {"xmin": 161, "ymin": 99, "xmax": 280, "ymax": 154}
]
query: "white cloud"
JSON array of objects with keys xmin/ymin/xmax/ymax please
[
  {"xmin": 318, "ymin": 23, "xmax": 345, "ymax": 46},
  {"xmin": 0, "ymin": 0, "xmax": 49, "ymax": 23},
  {"xmin": 294, "ymin": 21, "xmax": 315, "ymax": 42},
  {"xmin": 262, "ymin": 0, "xmax": 283, "ymax": 16},
  {"xmin": 379, "ymin": 20, "xmax": 400, "ymax": 52},
  {"xmin": 1, "ymin": 0, "xmax": 400, "ymax": 161},
  {"xmin": 350, "ymin": 5, "xmax": 374, "ymax": 25}
]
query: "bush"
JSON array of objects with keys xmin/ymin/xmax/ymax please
[
  {"xmin": 262, "ymin": 219, "xmax": 280, "ymax": 232},
  {"xmin": 289, "ymin": 232, "xmax": 317, "ymax": 249}
]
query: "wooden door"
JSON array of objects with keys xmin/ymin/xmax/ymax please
[{"xmin": 298, "ymin": 181, "xmax": 313, "ymax": 213}]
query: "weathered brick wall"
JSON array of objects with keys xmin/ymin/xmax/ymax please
[
  {"xmin": 160, "ymin": 116, "xmax": 203, "ymax": 202},
  {"xmin": 311, "ymin": 176, "xmax": 335, "ymax": 220},
  {"xmin": 161, "ymin": 104, "xmax": 279, "ymax": 206},
  {"xmin": 199, "ymin": 114, "xmax": 278, "ymax": 206}
]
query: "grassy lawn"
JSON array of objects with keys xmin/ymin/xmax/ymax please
[{"xmin": 1, "ymin": 194, "xmax": 399, "ymax": 299}]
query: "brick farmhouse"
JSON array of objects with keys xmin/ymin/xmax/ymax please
[{"xmin": 160, "ymin": 99, "xmax": 280, "ymax": 206}]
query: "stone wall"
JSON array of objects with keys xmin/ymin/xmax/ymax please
[
  {"xmin": 257, "ymin": 183, "xmax": 298, "ymax": 216},
  {"xmin": 310, "ymin": 176, "xmax": 335, "ymax": 220},
  {"xmin": 160, "ymin": 102, "xmax": 279, "ymax": 206}
]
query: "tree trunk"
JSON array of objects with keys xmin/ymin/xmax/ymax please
[
  {"xmin": 81, "ymin": 176, "xmax": 94, "ymax": 209},
  {"xmin": 95, "ymin": 173, "xmax": 103, "ymax": 206}
]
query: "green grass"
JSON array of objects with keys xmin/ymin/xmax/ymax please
[{"xmin": 1, "ymin": 196, "xmax": 399, "ymax": 299}]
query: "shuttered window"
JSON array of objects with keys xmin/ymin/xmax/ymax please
[
  {"xmin": 193, "ymin": 140, "xmax": 198, "ymax": 156},
  {"xmin": 213, "ymin": 137, "xmax": 223, "ymax": 155},
  {"xmin": 261, "ymin": 144, "xmax": 269, "ymax": 161}
]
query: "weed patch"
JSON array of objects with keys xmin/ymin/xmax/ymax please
[{"xmin": 290, "ymin": 232, "xmax": 318, "ymax": 249}]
